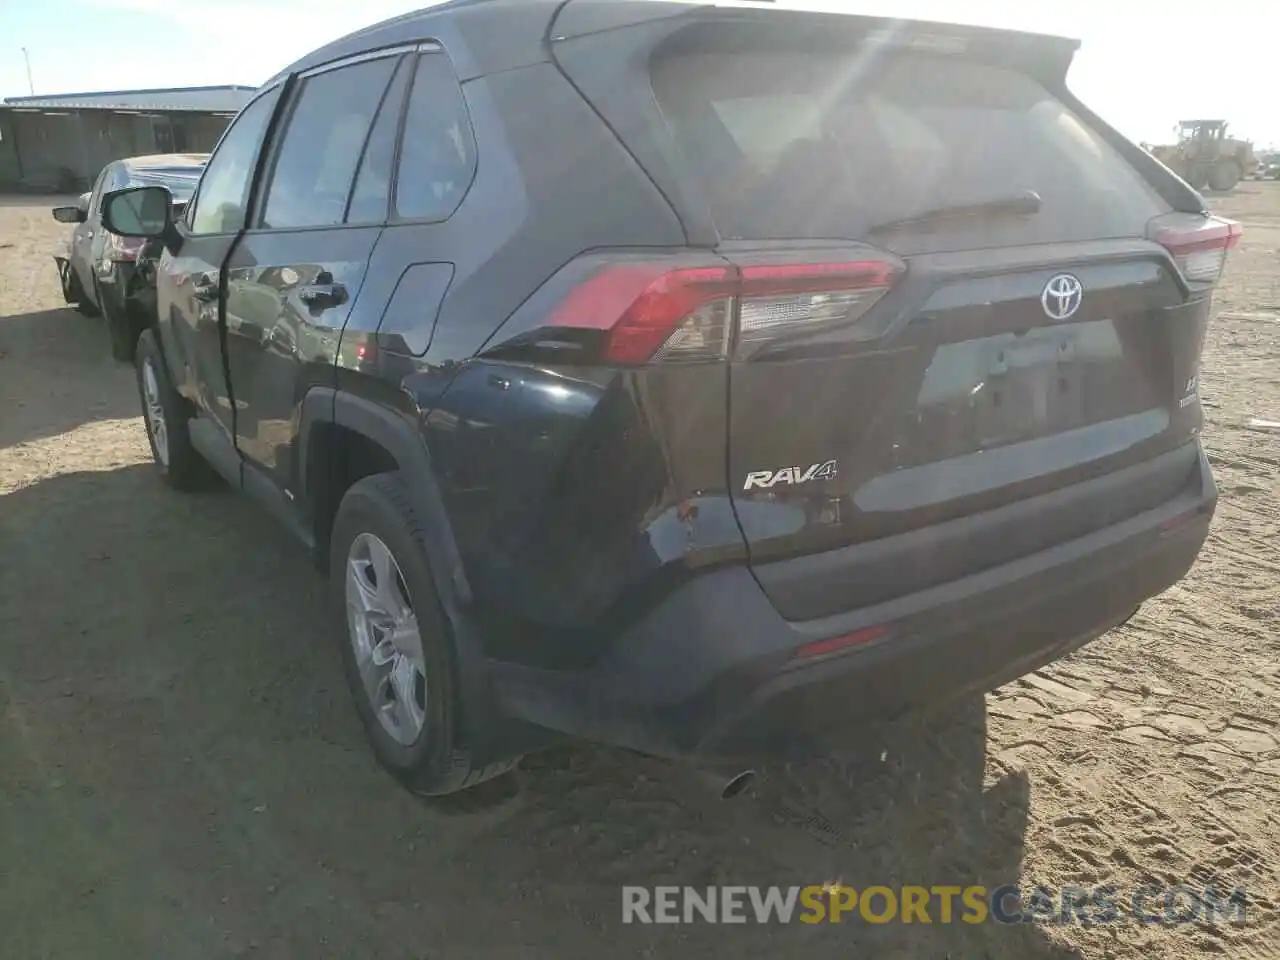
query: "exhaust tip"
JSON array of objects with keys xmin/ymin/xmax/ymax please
[{"xmin": 720, "ymin": 769, "xmax": 757, "ymax": 800}]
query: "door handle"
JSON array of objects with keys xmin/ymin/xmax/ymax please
[
  {"xmin": 299, "ymin": 282, "xmax": 348, "ymax": 310},
  {"xmin": 191, "ymin": 273, "xmax": 219, "ymax": 302}
]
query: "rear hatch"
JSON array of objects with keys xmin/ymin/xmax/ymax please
[{"xmin": 551, "ymin": 4, "xmax": 1235, "ymax": 620}]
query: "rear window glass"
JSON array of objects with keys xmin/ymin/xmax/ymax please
[
  {"xmin": 651, "ymin": 50, "xmax": 1166, "ymax": 247},
  {"xmin": 130, "ymin": 170, "xmax": 202, "ymax": 203}
]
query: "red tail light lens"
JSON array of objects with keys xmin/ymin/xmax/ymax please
[
  {"xmin": 1151, "ymin": 214, "xmax": 1242, "ymax": 285},
  {"xmin": 545, "ymin": 256, "xmax": 902, "ymax": 365},
  {"xmin": 104, "ymin": 232, "xmax": 146, "ymax": 263},
  {"xmin": 547, "ymin": 264, "xmax": 735, "ymax": 365}
]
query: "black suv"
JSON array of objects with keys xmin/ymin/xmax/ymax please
[{"xmin": 100, "ymin": 0, "xmax": 1235, "ymax": 796}]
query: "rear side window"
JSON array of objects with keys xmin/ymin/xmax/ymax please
[
  {"xmin": 346, "ymin": 57, "xmax": 411, "ymax": 224},
  {"xmin": 651, "ymin": 50, "xmax": 1166, "ymax": 246},
  {"xmin": 394, "ymin": 52, "xmax": 475, "ymax": 222},
  {"xmin": 261, "ymin": 56, "xmax": 397, "ymax": 230},
  {"xmin": 130, "ymin": 170, "xmax": 202, "ymax": 204}
]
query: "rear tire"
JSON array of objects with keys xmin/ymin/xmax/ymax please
[
  {"xmin": 134, "ymin": 329, "xmax": 214, "ymax": 490},
  {"xmin": 330, "ymin": 472, "xmax": 517, "ymax": 797},
  {"xmin": 1208, "ymin": 160, "xmax": 1241, "ymax": 192}
]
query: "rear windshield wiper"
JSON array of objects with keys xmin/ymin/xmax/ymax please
[{"xmin": 867, "ymin": 190, "xmax": 1042, "ymax": 234}]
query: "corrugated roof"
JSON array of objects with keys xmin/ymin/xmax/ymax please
[{"xmin": 1, "ymin": 85, "xmax": 257, "ymax": 113}]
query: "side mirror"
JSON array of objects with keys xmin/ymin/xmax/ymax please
[
  {"xmin": 101, "ymin": 185, "xmax": 173, "ymax": 239},
  {"xmin": 52, "ymin": 205, "xmax": 86, "ymax": 224}
]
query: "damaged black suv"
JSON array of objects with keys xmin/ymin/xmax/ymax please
[{"xmin": 99, "ymin": 0, "xmax": 1231, "ymax": 795}]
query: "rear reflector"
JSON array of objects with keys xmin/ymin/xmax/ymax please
[
  {"xmin": 1151, "ymin": 214, "xmax": 1242, "ymax": 285},
  {"xmin": 793, "ymin": 624, "xmax": 888, "ymax": 660},
  {"xmin": 546, "ymin": 257, "xmax": 902, "ymax": 365},
  {"xmin": 1158, "ymin": 506, "xmax": 1207, "ymax": 537}
]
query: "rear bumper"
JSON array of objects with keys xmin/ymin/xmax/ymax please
[
  {"xmin": 96, "ymin": 261, "xmax": 139, "ymax": 301},
  {"xmin": 491, "ymin": 447, "xmax": 1216, "ymax": 760},
  {"xmin": 98, "ymin": 263, "xmax": 153, "ymax": 333}
]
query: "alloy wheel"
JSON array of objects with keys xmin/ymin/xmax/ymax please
[
  {"xmin": 141, "ymin": 357, "xmax": 169, "ymax": 467},
  {"xmin": 345, "ymin": 532, "xmax": 428, "ymax": 745}
]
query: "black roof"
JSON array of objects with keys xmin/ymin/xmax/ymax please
[
  {"xmin": 265, "ymin": 0, "xmax": 564, "ymax": 87},
  {"xmin": 263, "ymin": 0, "xmax": 1079, "ymax": 88}
]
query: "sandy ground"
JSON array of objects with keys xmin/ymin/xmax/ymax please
[{"xmin": 1, "ymin": 187, "xmax": 1278, "ymax": 960}]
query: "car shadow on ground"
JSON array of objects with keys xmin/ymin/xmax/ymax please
[
  {"xmin": 0, "ymin": 460, "xmax": 1082, "ymax": 960},
  {"xmin": 0, "ymin": 308, "xmax": 140, "ymax": 450}
]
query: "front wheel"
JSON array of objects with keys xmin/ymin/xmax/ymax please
[
  {"xmin": 58, "ymin": 259, "xmax": 75, "ymax": 302},
  {"xmin": 330, "ymin": 472, "xmax": 516, "ymax": 797},
  {"xmin": 134, "ymin": 329, "xmax": 214, "ymax": 490},
  {"xmin": 59, "ymin": 261, "xmax": 99, "ymax": 316}
]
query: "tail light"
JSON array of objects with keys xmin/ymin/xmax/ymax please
[
  {"xmin": 547, "ymin": 263, "xmax": 736, "ymax": 364},
  {"xmin": 736, "ymin": 261, "xmax": 902, "ymax": 358},
  {"xmin": 1150, "ymin": 213, "xmax": 1242, "ymax": 285},
  {"xmin": 544, "ymin": 255, "xmax": 903, "ymax": 365},
  {"xmin": 103, "ymin": 232, "xmax": 146, "ymax": 263}
]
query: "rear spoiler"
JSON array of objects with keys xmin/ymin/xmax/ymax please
[{"xmin": 551, "ymin": 1, "xmax": 1081, "ymax": 84}]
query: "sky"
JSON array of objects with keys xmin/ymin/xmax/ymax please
[{"xmin": 0, "ymin": 0, "xmax": 1274, "ymax": 148}]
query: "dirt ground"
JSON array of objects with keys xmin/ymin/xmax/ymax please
[{"xmin": 1, "ymin": 186, "xmax": 1277, "ymax": 960}]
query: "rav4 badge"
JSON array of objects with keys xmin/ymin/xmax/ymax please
[{"xmin": 743, "ymin": 459, "xmax": 839, "ymax": 491}]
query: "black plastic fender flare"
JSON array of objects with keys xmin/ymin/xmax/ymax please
[{"xmin": 297, "ymin": 387, "xmax": 502, "ymax": 757}]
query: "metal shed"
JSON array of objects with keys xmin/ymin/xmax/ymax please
[{"xmin": 0, "ymin": 85, "xmax": 257, "ymax": 191}]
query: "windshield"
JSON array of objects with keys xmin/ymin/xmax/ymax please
[{"xmin": 651, "ymin": 49, "xmax": 1165, "ymax": 247}]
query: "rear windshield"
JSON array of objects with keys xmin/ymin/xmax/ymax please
[
  {"xmin": 650, "ymin": 49, "xmax": 1166, "ymax": 247},
  {"xmin": 130, "ymin": 168, "xmax": 203, "ymax": 203}
]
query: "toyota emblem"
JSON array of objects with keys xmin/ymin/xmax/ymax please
[{"xmin": 1041, "ymin": 274, "xmax": 1083, "ymax": 321}]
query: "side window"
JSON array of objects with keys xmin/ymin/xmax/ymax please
[
  {"xmin": 260, "ymin": 56, "xmax": 397, "ymax": 230},
  {"xmin": 189, "ymin": 88, "xmax": 281, "ymax": 236},
  {"xmin": 345, "ymin": 57, "xmax": 411, "ymax": 225},
  {"xmin": 394, "ymin": 52, "xmax": 476, "ymax": 222}
]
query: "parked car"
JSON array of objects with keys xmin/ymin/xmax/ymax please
[
  {"xmin": 52, "ymin": 153, "xmax": 207, "ymax": 361},
  {"xmin": 99, "ymin": 1, "xmax": 1231, "ymax": 798}
]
